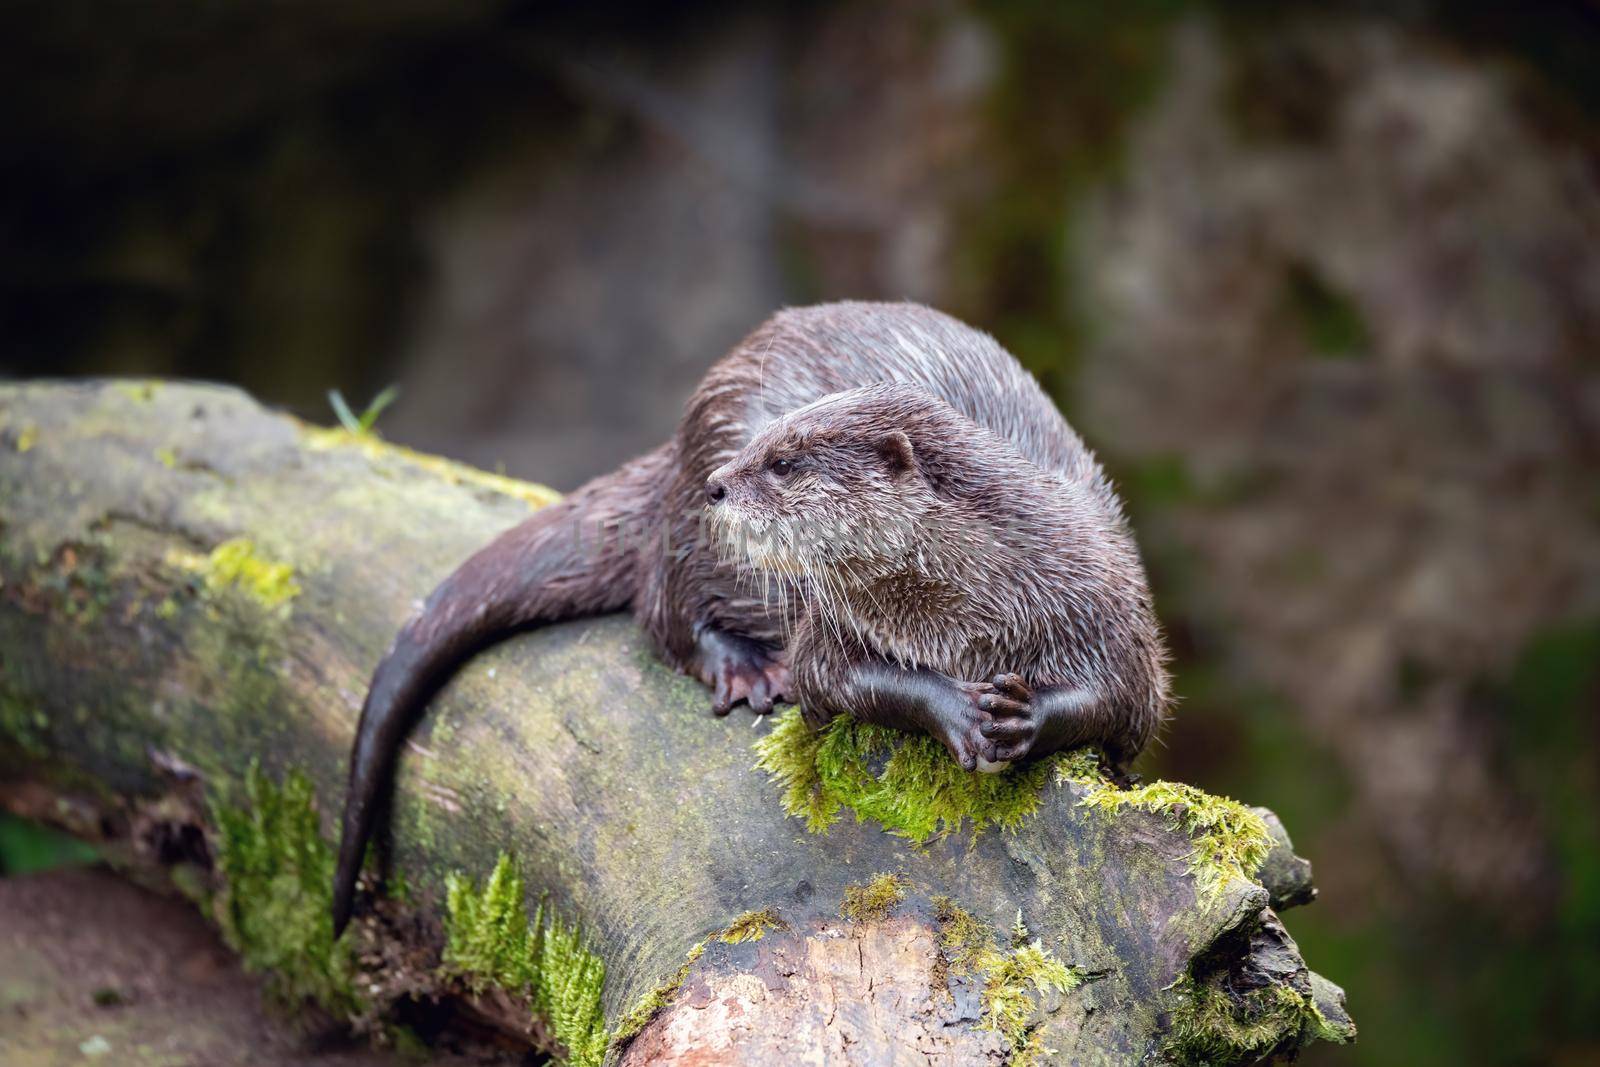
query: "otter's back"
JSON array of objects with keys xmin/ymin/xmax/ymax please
[{"xmin": 715, "ymin": 302, "xmax": 1112, "ymax": 506}]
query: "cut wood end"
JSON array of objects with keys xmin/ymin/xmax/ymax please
[{"xmin": 618, "ymin": 915, "xmax": 1010, "ymax": 1066}]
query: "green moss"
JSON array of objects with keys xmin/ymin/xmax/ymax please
[
  {"xmin": 202, "ymin": 538, "xmax": 300, "ymax": 611},
  {"xmin": 840, "ymin": 873, "xmax": 908, "ymax": 923},
  {"xmin": 932, "ymin": 895, "xmax": 989, "ymax": 972},
  {"xmin": 754, "ymin": 712, "xmax": 1267, "ymax": 897},
  {"xmin": 610, "ymin": 941, "xmax": 705, "ymax": 1050},
  {"xmin": 933, "ymin": 897, "xmax": 1083, "ymax": 1063},
  {"xmin": 1305, "ymin": 972, "xmax": 1359, "ymax": 1045},
  {"xmin": 1052, "ymin": 747, "xmax": 1106, "ymax": 784},
  {"xmin": 753, "ymin": 706, "xmax": 835, "ymax": 830},
  {"xmin": 15, "ymin": 424, "xmax": 37, "ymax": 453},
  {"xmin": 532, "ymin": 911, "xmax": 609, "ymax": 1067},
  {"xmin": 210, "ymin": 762, "xmax": 357, "ymax": 1015},
  {"xmin": 754, "ymin": 707, "xmax": 1067, "ymax": 843},
  {"xmin": 1064, "ymin": 768, "xmax": 1272, "ymax": 904},
  {"xmin": 442, "ymin": 853, "xmax": 534, "ymax": 991},
  {"xmin": 441, "ymin": 853, "xmax": 608, "ymax": 1067},
  {"xmin": 153, "ymin": 447, "xmax": 177, "ymax": 469},
  {"xmin": 1166, "ymin": 970, "xmax": 1353, "ymax": 1065},
  {"xmin": 719, "ymin": 908, "xmax": 786, "ymax": 944}
]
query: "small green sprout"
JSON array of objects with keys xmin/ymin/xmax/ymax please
[{"xmin": 328, "ymin": 384, "xmax": 401, "ymax": 437}]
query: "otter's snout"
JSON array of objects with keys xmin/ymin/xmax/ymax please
[{"xmin": 705, "ymin": 461, "xmax": 738, "ymax": 505}]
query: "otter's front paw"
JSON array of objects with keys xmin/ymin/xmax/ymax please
[
  {"xmin": 940, "ymin": 681, "xmax": 1017, "ymax": 771},
  {"xmin": 693, "ymin": 631, "xmax": 791, "ymax": 716},
  {"xmin": 933, "ymin": 680, "xmax": 1006, "ymax": 772},
  {"xmin": 974, "ymin": 673, "xmax": 1038, "ymax": 764}
]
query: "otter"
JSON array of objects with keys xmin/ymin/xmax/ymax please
[{"xmin": 331, "ymin": 302, "xmax": 1168, "ymax": 935}]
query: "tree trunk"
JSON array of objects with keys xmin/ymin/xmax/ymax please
[{"xmin": 0, "ymin": 380, "xmax": 1354, "ymax": 1065}]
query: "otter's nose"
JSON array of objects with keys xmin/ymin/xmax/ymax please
[{"xmin": 705, "ymin": 477, "xmax": 727, "ymax": 505}]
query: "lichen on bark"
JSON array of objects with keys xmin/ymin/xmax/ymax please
[
  {"xmin": 932, "ymin": 895, "xmax": 1084, "ymax": 1064},
  {"xmin": 197, "ymin": 538, "xmax": 301, "ymax": 612}
]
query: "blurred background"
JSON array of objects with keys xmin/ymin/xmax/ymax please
[{"xmin": 2, "ymin": 1, "xmax": 1598, "ymax": 1063}]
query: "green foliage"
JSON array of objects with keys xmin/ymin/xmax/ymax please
[
  {"xmin": 327, "ymin": 384, "xmax": 401, "ymax": 436},
  {"xmin": 442, "ymin": 853, "xmax": 608, "ymax": 1067},
  {"xmin": 754, "ymin": 707, "xmax": 1067, "ymax": 843},
  {"xmin": 210, "ymin": 762, "xmax": 357, "ymax": 1015},
  {"xmin": 1501, "ymin": 620, "xmax": 1600, "ymax": 1044},
  {"xmin": 933, "ymin": 897, "xmax": 1083, "ymax": 1064},
  {"xmin": 839, "ymin": 873, "xmax": 908, "ymax": 923}
]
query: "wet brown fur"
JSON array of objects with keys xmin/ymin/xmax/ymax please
[{"xmin": 332, "ymin": 302, "xmax": 1169, "ymax": 934}]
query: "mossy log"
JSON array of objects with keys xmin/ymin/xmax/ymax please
[{"xmin": 0, "ymin": 380, "xmax": 1354, "ymax": 1065}]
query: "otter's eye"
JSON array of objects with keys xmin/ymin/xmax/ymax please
[{"xmin": 769, "ymin": 457, "xmax": 794, "ymax": 477}]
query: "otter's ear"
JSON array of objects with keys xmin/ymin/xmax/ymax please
[{"xmin": 878, "ymin": 430, "xmax": 915, "ymax": 476}]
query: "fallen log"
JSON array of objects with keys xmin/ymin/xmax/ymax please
[{"xmin": 0, "ymin": 380, "xmax": 1354, "ymax": 1065}]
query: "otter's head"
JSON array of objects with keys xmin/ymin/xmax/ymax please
[{"xmin": 704, "ymin": 383, "xmax": 946, "ymax": 580}]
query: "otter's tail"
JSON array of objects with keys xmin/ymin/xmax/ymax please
[{"xmin": 331, "ymin": 446, "xmax": 670, "ymax": 936}]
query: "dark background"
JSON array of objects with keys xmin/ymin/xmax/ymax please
[{"xmin": 3, "ymin": 2, "xmax": 1598, "ymax": 1063}]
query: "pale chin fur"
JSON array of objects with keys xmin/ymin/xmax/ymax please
[{"xmin": 711, "ymin": 504, "xmax": 800, "ymax": 575}]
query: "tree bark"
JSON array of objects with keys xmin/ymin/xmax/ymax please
[{"xmin": 0, "ymin": 380, "xmax": 1353, "ymax": 1065}]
